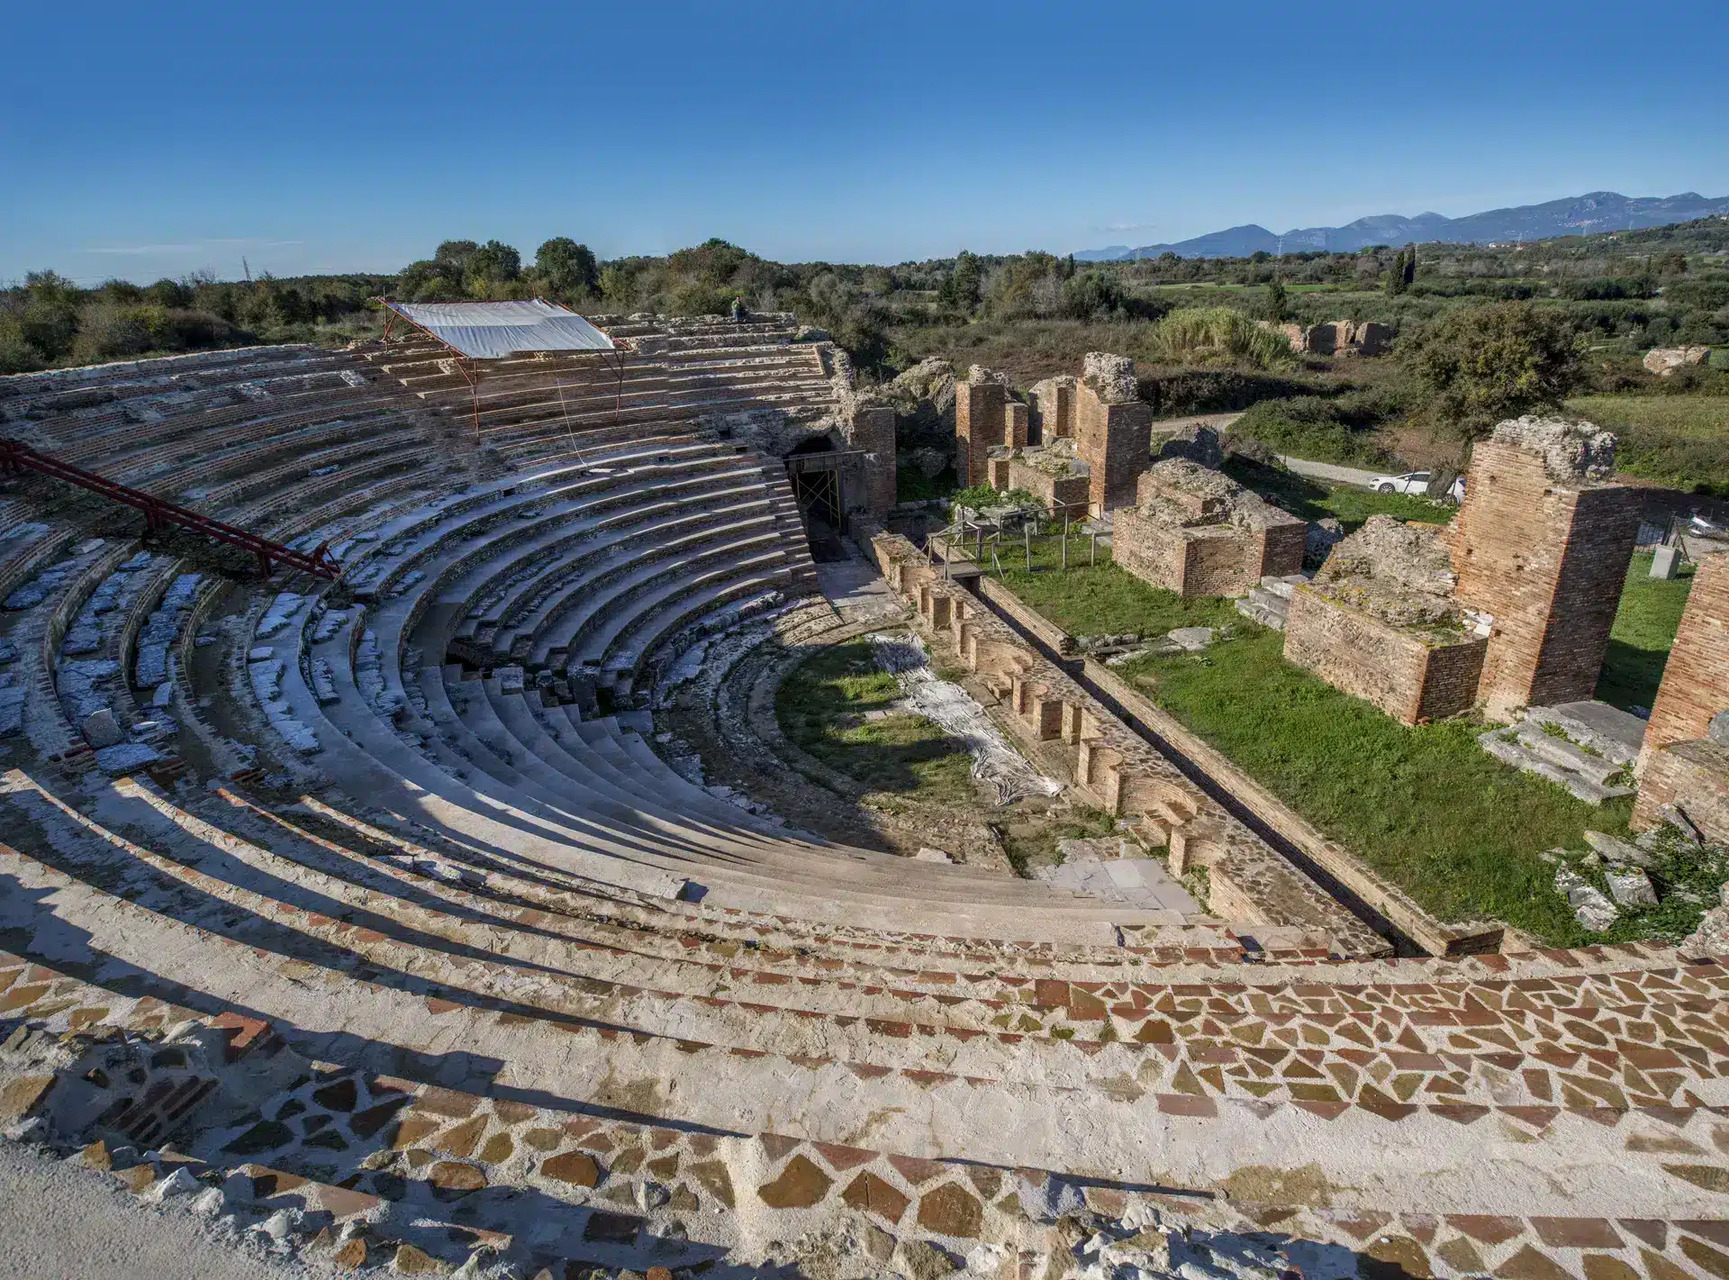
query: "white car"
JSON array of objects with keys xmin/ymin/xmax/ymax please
[{"xmin": 1367, "ymin": 470, "xmax": 1465, "ymax": 502}]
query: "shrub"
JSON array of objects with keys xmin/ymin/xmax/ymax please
[
  {"xmin": 1145, "ymin": 307, "xmax": 1294, "ymax": 369},
  {"xmin": 1229, "ymin": 397, "xmax": 1398, "ymax": 468}
]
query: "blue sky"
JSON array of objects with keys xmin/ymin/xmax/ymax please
[{"xmin": 4, "ymin": 0, "xmax": 1726, "ymax": 283}]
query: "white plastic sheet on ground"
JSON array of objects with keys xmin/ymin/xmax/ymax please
[{"xmin": 868, "ymin": 631, "xmax": 1062, "ymax": 804}]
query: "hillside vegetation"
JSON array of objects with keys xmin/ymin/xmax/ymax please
[{"xmin": 6, "ymin": 218, "xmax": 1728, "ymax": 490}]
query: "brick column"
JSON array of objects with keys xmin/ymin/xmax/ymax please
[
  {"xmin": 954, "ymin": 381, "xmax": 1005, "ymax": 488},
  {"xmin": 1641, "ymin": 551, "xmax": 1729, "ymax": 763},
  {"xmin": 843, "ymin": 406, "xmax": 897, "ymax": 516},
  {"xmin": 1074, "ymin": 383, "xmax": 1151, "ymax": 512},
  {"xmin": 1452, "ymin": 439, "xmax": 1642, "ymax": 719}
]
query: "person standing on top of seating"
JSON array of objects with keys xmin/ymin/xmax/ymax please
[{"xmin": 730, "ymin": 296, "xmax": 747, "ymax": 325}]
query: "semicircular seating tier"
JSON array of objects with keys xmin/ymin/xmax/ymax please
[{"xmin": 0, "ymin": 325, "xmax": 1721, "ymax": 1280}]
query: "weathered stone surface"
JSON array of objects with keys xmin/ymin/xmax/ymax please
[
  {"xmin": 1645, "ymin": 345, "xmax": 1711, "ymax": 376},
  {"xmin": 915, "ymin": 1182, "xmax": 984, "ymax": 1239},
  {"xmin": 0, "ymin": 1074, "xmax": 55, "ymax": 1119},
  {"xmin": 756, "ymin": 1154, "xmax": 832, "ymax": 1209},
  {"xmin": 392, "ymin": 1242, "xmax": 443, "ymax": 1274},
  {"xmin": 897, "ymin": 1240, "xmax": 960, "ymax": 1280},
  {"xmin": 685, "ymin": 1159, "xmax": 735, "ymax": 1208},
  {"xmin": 332, "ymin": 1238, "xmax": 367, "ymax": 1270},
  {"xmin": 540, "ymin": 1151, "xmax": 601, "ymax": 1187},
  {"xmin": 1606, "ymin": 867, "xmax": 1658, "ymax": 907},
  {"xmin": 840, "ymin": 1170, "xmax": 911, "ymax": 1224},
  {"xmin": 1555, "ymin": 867, "xmax": 1619, "ymax": 931},
  {"xmin": 428, "ymin": 1161, "xmax": 486, "ymax": 1193},
  {"xmin": 80, "ymin": 708, "xmax": 122, "ymax": 748}
]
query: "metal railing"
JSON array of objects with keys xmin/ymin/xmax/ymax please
[{"xmin": 0, "ymin": 438, "xmax": 341, "ymax": 581}]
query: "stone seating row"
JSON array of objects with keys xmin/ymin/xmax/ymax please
[
  {"xmin": 6, "ymin": 943, "xmax": 1703, "ymax": 1280},
  {"xmin": 3, "ymin": 765, "xmax": 1715, "ymax": 1120}
]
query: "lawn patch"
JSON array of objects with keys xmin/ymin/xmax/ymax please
[
  {"xmin": 1596, "ymin": 551, "xmax": 1695, "ymax": 712},
  {"xmin": 996, "ymin": 539, "xmax": 1238, "ymax": 639},
  {"xmin": 776, "ymin": 640, "xmax": 978, "ymax": 804},
  {"xmin": 1115, "ymin": 630, "xmax": 1630, "ymax": 944}
]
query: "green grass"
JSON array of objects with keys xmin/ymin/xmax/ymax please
[
  {"xmin": 1224, "ymin": 459, "xmax": 1454, "ymax": 530},
  {"xmin": 995, "ymin": 538, "xmax": 1239, "ymax": 638},
  {"xmin": 998, "ymin": 805, "xmax": 1119, "ymax": 877},
  {"xmin": 1595, "ymin": 551, "xmax": 1695, "ymax": 712},
  {"xmin": 1115, "ymin": 632, "xmax": 1630, "ymax": 944},
  {"xmin": 775, "ymin": 640, "xmax": 978, "ymax": 802},
  {"xmin": 1566, "ymin": 394, "xmax": 1729, "ymax": 493},
  {"xmin": 986, "ymin": 540, "xmax": 1704, "ymax": 943}
]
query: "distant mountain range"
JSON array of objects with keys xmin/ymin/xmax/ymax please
[{"xmin": 1075, "ymin": 192, "xmax": 1729, "ymax": 261}]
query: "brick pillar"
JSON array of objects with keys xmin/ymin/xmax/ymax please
[
  {"xmin": 1453, "ymin": 439, "xmax": 1642, "ymax": 719},
  {"xmin": 1005, "ymin": 402, "xmax": 1028, "ymax": 450},
  {"xmin": 844, "ymin": 406, "xmax": 897, "ymax": 515},
  {"xmin": 1034, "ymin": 380, "xmax": 1075, "ymax": 439},
  {"xmin": 1075, "ymin": 382, "xmax": 1152, "ymax": 512},
  {"xmin": 1641, "ymin": 551, "xmax": 1729, "ymax": 763},
  {"xmin": 954, "ymin": 382, "xmax": 1005, "ymax": 488}
]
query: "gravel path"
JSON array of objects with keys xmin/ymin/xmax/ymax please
[
  {"xmin": 0, "ymin": 1140, "xmax": 319, "ymax": 1280},
  {"xmin": 1277, "ymin": 455, "xmax": 1383, "ymax": 487}
]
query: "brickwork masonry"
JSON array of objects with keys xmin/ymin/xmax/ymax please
[
  {"xmin": 1453, "ymin": 427, "xmax": 1642, "ymax": 720},
  {"xmin": 872, "ymin": 531, "xmax": 1390, "ymax": 957},
  {"xmin": 1114, "ymin": 460, "xmax": 1307, "ymax": 598},
  {"xmin": 1634, "ymin": 552, "xmax": 1729, "ymax": 836}
]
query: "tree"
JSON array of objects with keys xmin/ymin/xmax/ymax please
[
  {"xmin": 535, "ymin": 238, "xmax": 600, "ymax": 297},
  {"xmin": 938, "ymin": 250, "xmax": 983, "ymax": 315},
  {"xmin": 1385, "ymin": 247, "xmax": 1412, "ymax": 296},
  {"xmin": 1264, "ymin": 279, "xmax": 1290, "ymax": 323},
  {"xmin": 464, "ymin": 240, "xmax": 521, "ymax": 295},
  {"xmin": 1404, "ymin": 301, "xmax": 1585, "ymax": 444}
]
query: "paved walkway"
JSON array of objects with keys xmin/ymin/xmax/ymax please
[{"xmin": 0, "ymin": 1140, "xmax": 315, "ymax": 1280}]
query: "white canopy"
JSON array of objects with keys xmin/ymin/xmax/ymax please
[{"xmin": 389, "ymin": 299, "xmax": 614, "ymax": 359}]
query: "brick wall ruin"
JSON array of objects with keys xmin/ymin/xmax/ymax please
[
  {"xmin": 1283, "ymin": 516, "xmax": 1487, "ymax": 724},
  {"xmin": 1073, "ymin": 353, "xmax": 1151, "ymax": 512},
  {"xmin": 841, "ymin": 405, "xmax": 897, "ymax": 516},
  {"xmin": 1258, "ymin": 320, "xmax": 1393, "ymax": 356},
  {"xmin": 871, "ymin": 530, "xmax": 1388, "ymax": 957},
  {"xmin": 953, "ymin": 367, "xmax": 1022, "ymax": 488},
  {"xmin": 1452, "ymin": 417, "xmax": 1642, "ymax": 720},
  {"xmin": 1006, "ymin": 455, "xmax": 1090, "ymax": 511},
  {"xmin": 1634, "ymin": 552, "xmax": 1729, "ymax": 838},
  {"xmin": 1284, "ymin": 586, "xmax": 1487, "ymax": 723},
  {"xmin": 1114, "ymin": 460, "xmax": 1307, "ymax": 597},
  {"xmin": 1029, "ymin": 375, "xmax": 1076, "ymax": 441}
]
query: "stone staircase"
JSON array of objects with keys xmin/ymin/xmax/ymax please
[
  {"xmin": 0, "ymin": 345, "xmax": 1724, "ymax": 1278},
  {"xmin": 1234, "ymin": 572, "xmax": 1310, "ymax": 630},
  {"xmin": 1478, "ymin": 699, "xmax": 1645, "ymax": 804}
]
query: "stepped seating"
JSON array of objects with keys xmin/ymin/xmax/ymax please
[
  {"xmin": 1, "ymin": 339, "xmax": 1724, "ymax": 1277},
  {"xmin": 362, "ymin": 312, "xmax": 840, "ymax": 464}
]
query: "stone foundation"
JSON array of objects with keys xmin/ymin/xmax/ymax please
[
  {"xmin": 1635, "ymin": 737, "xmax": 1729, "ymax": 841},
  {"xmin": 872, "ymin": 531, "xmax": 1391, "ymax": 957},
  {"xmin": 1283, "ymin": 586, "xmax": 1487, "ymax": 724},
  {"xmin": 1112, "ymin": 460, "xmax": 1307, "ymax": 597},
  {"xmin": 1006, "ymin": 457, "xmax": 1090, "ymax": 512}
]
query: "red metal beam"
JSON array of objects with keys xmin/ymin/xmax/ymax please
[{"xmin": 0, "ymin": 438, "xmax": 341, "ymax": 581}]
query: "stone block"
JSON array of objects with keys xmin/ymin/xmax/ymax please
[{"xmin": 1283, "ymin": 586, "xmax": 1486, "ymax": 724}]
